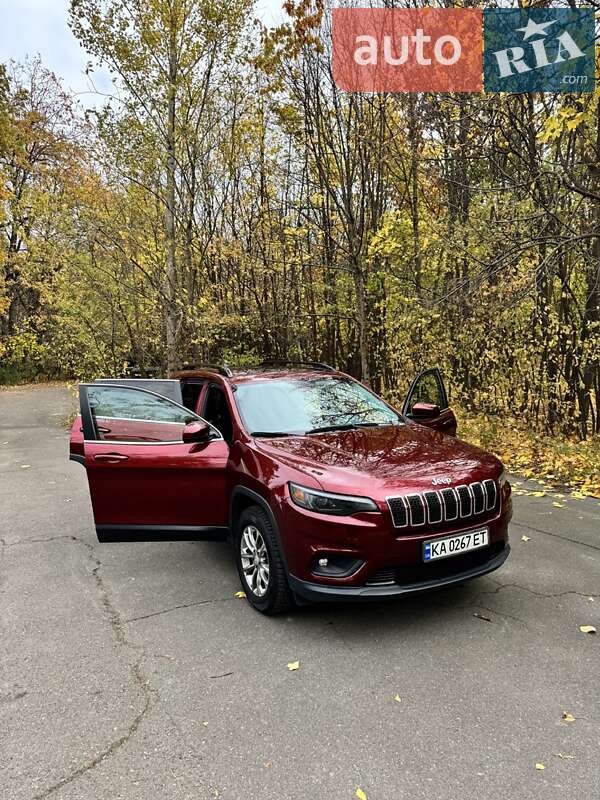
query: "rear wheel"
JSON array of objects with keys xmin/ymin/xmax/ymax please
[{"xmin": 235, "ymin": 505, "xmax": 294, "ymax": 615}]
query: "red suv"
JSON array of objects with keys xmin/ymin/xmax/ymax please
[{"xmin": 70, "ymin": 363, "xmax": 511, "ymax": 614}]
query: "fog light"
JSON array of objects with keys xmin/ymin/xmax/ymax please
[{"xmin": 312, "ymin": 553, "xmax": 364, "ymax": 578}]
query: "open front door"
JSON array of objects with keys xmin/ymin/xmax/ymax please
[
  {"xmin": 402, "ymin": 368, "xmax": 457, "ymax": 436},
  {"xmin": 79, "ymin": 383, "xmax": 229, "ymax": 542}
]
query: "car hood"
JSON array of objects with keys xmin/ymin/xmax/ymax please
[{"xmin": 254, "ymin": 423, "xmax": 502, "ymax": 497}]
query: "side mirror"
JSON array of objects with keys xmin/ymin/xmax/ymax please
[
  {"xmin": 411, "ymin": 402, "xmax": 440, "ymax": 419},
  {"xmin": 182, "ymin": 420, "xmax": 212, "ymax": 444}
]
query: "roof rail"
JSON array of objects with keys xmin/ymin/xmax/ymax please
[
  {"xmin": 259, "ymin": 360, "xmax": 335, "ymax": 373},
  {"xmin": 178, "ymin": 364, "xmax": 233, "ymax": 378}
]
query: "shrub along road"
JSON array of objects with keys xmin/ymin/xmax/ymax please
[{"xmin": 1, "ymin": 385, "xmax": 599, "ymax": 800}]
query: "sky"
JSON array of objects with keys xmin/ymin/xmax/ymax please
[{"xmin": 0, "ymin": 0, "xmax": 286, "ymax": 106}]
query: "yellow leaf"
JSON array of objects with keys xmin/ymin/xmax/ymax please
[
  {"xmin": 521, "ymin": 535, "xmax": 531, "ymax": 542},
  {"xmin": 531, "ymin": 491, "xmax": 546, "ymax": 497},
  {"xmin": 234, "ymin": 591, "xmax": 246, "ymax": 599},
  {"xmin": 579, "ymin": 625, "xmax": 597, "ymax": 635},
  {"xmin": 535, "ymin": 763, "xmax": 545, "ymax": 770},
  {"xmin": 394, "ymin": 694, "xmax": 402, "ymax": 703},
  {"xmin": 287, "ymin": 661, "xmax": 300, "ymax": 671},
  {"xmin": 552, "ymin": 502, "xmax": 565, "ymax": 509},
  {"xmin": 562, "ymin": 712, "xmax": 575, "ymax": 722},
  {"xmin": 356, "ymin": 790, "xmax": 367, "ymax": 800}
]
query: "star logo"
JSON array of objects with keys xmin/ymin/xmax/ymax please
[{"xmin": 516, "ymin": 18, "xmax": 556, "ymax": 40}]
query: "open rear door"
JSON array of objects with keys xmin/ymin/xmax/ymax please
[
  {"xmin": 402, "ymin": 368, "xmax": 457, "ymax": 436},
  {"xmin": 79, "ymin": 383, "xmax": 229, "ymax": 542}
]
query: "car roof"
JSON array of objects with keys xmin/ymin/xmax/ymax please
[{"xmin": 173, "ymin": 368, "xmax": 345, "ymax": 385}]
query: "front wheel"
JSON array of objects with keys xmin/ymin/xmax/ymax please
[{"xmin": 235, "ymin": 506, "xmax": 294, "ymax": 615}]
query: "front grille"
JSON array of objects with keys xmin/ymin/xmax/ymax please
[{"xmin": 387, "ymin": 479, "xmax": 499, "ymax": 529}]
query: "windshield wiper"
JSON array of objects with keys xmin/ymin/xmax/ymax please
[
  {"xmin": 251, "ymin": 431, "xmax": 295, "ymax": 438},
  {"xmin": 305, "ymin": 422, "xmax": 390, "ymax": 435}
]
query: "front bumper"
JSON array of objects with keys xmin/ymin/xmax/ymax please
[{"xmin": 288, "ymin": 543, "xmax": 510, "ymax": 603}]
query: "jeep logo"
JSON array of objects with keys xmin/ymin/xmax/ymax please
[{"xmin": 432, "ymin": 477, "xmax": 452, "ymax": 486}]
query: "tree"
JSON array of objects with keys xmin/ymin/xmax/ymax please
[{"xmin": 69, "ymin": 0, "xmax": 253, "ymax": 373}]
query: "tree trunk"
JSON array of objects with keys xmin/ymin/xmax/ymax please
[{"xmin": 165, "ymin": 3, "xmax": 178, "ymax": 376}]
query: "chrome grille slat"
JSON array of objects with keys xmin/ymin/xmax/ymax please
[
  {"xmin": 471, "ymin": 482, "xmax": 485, "ymax": 515},
  {"xmin": 406, "ymin": 494, "xmax": 426, "ymax": 526},
  {"xmin": 456, "ymin": 485, "xmax": 473, "ymax": 518},
  {"xmin": 440, "ymin": 487, "xmax": 458, "ymax": 521},
  {"xmin": 388, "ymin": 480, "xmax": 499, "ymax": 529},
  {"xmin": 386, "ymin": 496, "xmax": 408, "ymax": 528},
  {"xmin": 423, "ymin": 490, "xmax": 443, "ymax": 524},
  {"xmin": 483, "ymin": 479, "xmax": 497, "ymax": 511}
]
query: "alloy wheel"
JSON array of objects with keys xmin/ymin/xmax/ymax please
[{"xmin": 240, "ymin": 524, "xmax": 270, "ymax": 597}]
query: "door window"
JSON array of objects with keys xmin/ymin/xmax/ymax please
[
  {"xmin": 86, "ymin": 385, "xmax": 197, "ymax": 443},
  {"xmin": 406, "ymin": 370, "xmax": 448, "ymax": 414}
]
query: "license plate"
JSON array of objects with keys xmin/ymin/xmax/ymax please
[{"xmin": 423, "ymin": 528, "xmax": 489, "ymax": 562}]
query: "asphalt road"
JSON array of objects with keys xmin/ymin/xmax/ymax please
[{"xmin": 1, "ymin": 384, "xmax": 599, "ymax": 800}]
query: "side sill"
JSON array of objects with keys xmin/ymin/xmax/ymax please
[{"xmin": 96, "ymin": 525, "xmax": 230, "ymax": 543}]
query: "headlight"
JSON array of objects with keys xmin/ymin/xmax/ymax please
[{"xmin": 289, "ymin": 483, "xmax": 378, "ymax": 516}]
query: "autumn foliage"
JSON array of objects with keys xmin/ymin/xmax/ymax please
[{"xmin": 0, "ymin": 2, "xmax": 598, "ymax": 491}]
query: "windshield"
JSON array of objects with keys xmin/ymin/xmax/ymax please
[{"xmin": 234, "ymin": 376, "xmax": 402, "ymax": 435}]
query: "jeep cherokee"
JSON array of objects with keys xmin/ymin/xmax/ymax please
[{"xmin": 69, "ymin": 363, "xmax": 512, "ymax": 614}]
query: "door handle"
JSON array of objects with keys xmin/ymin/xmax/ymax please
[
  {"xmin": 97, "ymin": 426, "xmax": 112, "ymax": 434},
  {"xmin": 93, "ymin": 453, "xmax": 129, "ymax": 463}
]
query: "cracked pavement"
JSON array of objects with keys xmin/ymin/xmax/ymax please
[{"xmin": 1, "ymin": 384, "xmax": 599, "ymax": 800}]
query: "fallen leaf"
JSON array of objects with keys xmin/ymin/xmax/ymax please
[
  {"xmin": 356, "ymin": 789, "xmax": 367, "ymax": 800},
  {"xmin": 394, "ymin": 694, "xmax": 402, "ymax": 703},
  {"xmin": 521, "ymin": 535, "xmax": 531, "ymax": 542},
  {"xmin": 234, "ymin": 591, "xmax": 246, "ymax": 599},
  {"xmin": 554, "ymin": 753, "xmax": 575, "ymax": 760},
  {"xmin": 21, "ymin": 465, "xmax": 31, "ymax": 469},
  {"xmin": 531, "ymin": 491, "xmax": 546, "ymax": 497},
  {"xmin": 552, "ymin": 502, "xmax": 565, "ymax": 508},
  {"xmin": 473, "ymin": 612, "xmax": 492, "ymax": 622},
  {"xmin": 562, "ymin": 712, "xmax": 575, "ymax": 722},
  {"xmin": 535, "ymin": 763, "xmax": 545, "ymax": 770},
  {"xmin": 287, "ymin": 661, "xmax": 300, "ymax": 671},
  {"xmin": 202, "ymin": 721, "xmax": 209, "ymax": 727},
  {"xmin": 579, "ymin": 625, "xmax": 596, "ymax": 635}
]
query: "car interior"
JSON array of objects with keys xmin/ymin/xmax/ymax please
[{"xmin": 202, "ymin": 385, "xmax": 234, "ymax": 443}]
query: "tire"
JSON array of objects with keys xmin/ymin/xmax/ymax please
[{"xmin": 235, "ymin": 505, "xmax": 294, "ymax": 615}]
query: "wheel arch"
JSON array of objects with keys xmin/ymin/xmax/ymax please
[{"xmin": 229, "ymin": 486, "xmax": 289, "ymax": 572}]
